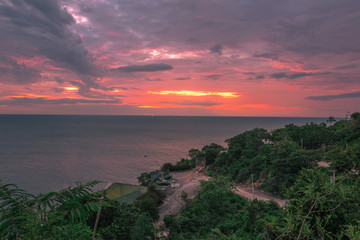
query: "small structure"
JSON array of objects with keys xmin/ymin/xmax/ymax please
[
  {"xmin": 195, "ymin": 157, "xmax": 206, "ymax": 169},
  {"xmin": 106, "ymin": 183, "xmax": 147, "ymax": 203}
]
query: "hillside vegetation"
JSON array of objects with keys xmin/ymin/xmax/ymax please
[{"xmin": 1, "ymin": 112, "xmax": 360, "ymax": 239}]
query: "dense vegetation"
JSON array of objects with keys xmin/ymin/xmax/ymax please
[{"xmin": 1, "ymin": 112, "xmax": 360, "ymax": 239}]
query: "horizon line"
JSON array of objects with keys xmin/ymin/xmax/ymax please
[{"xmin": 0, "ymin": 113, "xmax": 336, "ymax": 118}]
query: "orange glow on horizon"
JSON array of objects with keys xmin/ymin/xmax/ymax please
[
  {"xmin": 148, "ymin": 90, "xmax": 239, "ymax": 98},
  {"xmin": 16, "ymin": 94, "xmax": 53, "ymax": 98},
  {"xmin": 138, "ymin": 105, "xmax": 164, "ymax": 108}
]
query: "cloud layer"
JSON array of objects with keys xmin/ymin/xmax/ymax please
[
  {"xmin": 306, "ymin": 91, "xmax": 360, "ymax": 101},
  {"xmin": 112, "ymin": 64, "xmax": 173, "ymax": 72},
  {"xmin": 0, "ymin": 0, "xmax": 359, "ymax": 116}
]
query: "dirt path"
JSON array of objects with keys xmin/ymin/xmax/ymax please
[
  {"xmin": 156, "ymin": 169, "xmax": 209, "ymax": 225},
  {"xmin": 156, "ymin": 170, "xmax": 285, "ymax": 226},
  {"xmin": 234, "ymin": 185, "xmax": 285, "ymax": 207}
]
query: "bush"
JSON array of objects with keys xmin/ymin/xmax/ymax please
[
  {"xmin": 134, "ymin": 185, "xmax": 165, "ymax": 220},
  {"xmin": 137, "ymin": 172, "xmax": 151, "ymax": 186},
  {"xmin": 161, "ymin": 163, "xmax": 173, "ymax": 173},
  {"xmin": 88, "ymin": 200, "xmax": 141, "ymax": 240}
]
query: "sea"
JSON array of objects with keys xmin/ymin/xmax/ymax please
[{"xmin": 0, "ymin": 115, "xmax": 327, "ymax": 194}]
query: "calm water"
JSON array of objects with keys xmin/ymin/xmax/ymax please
[{"xmin": 0, "ymin": 115, "xmax": 326, "ymax": 193}]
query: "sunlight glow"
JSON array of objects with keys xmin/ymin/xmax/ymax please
[
  {"xmin": 138, "ymin": 105, "xmax": 164, "ymax": 108},
  {"xmin": 66, "ymin": 6, "xmax": 89, "ymax": 24},
  {"xmin": 63, "ymin": 87, "xmax": 79, "ymax": 91},
  {"xmin": 148, "ymin": 90, "xmax": 239, "ymax": 98},
  {"xmin": 143, "ymin": 48, "xmax": 203, "ymax": 60}
]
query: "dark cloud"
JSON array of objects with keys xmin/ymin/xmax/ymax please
[
  {"xmin": 243, "ymin": 72, "xmax": 256, "ymax": 75},
  {"xmin": 67, "ymin": 80, "xmax": 114, "ymax": 99},
  {"xmin": 0, "ymin": 97, "xmax": 121, "ymax": 105},
  {"xmin": 145, "ymin": 77, "xmax": 163, "ymax": 82},
  {"xmin": 209, "ymin": 44, "xmax": 223, "ymax": 55},
  {"xmin": 174, "ymin": 77, "xmax": 191, "ymax": 80},
  {"xmin": 256, "ymin": 75, "xmax": 265, "ymax": 80},
  {"xmin": 206, "ymin": 75, "xmax": 222, "ymax": 80},
  {"xmin": 268, "ymin": 1, "xmax": 360, "ymax": 55},
  {"xmin": 52, "ymin": 87, "xmax": 65, "ymax": 93},
  {"xmin": 288, "ymin": 72, "xmax": 313, "ymax": 79},
  {"xmin": 112, "ymin": 63, "xmax": 173, "ymax": 72},
  {"xmin": 335, "ymin": 64, "xmax": 358, "ymax": 70},
  {"xmin": 0, "ymin": 56, "xmax": 42, "ymax": 84},
  {"xmin": 271, "ymin": 72, "xmax": 287, "ymax": 78},
  {"xmin": 271, "ymin": 71, "xmax": 331, "ymax": 79},
  {"xmin": 54, "ymin": 77, "xmax": 65, "ymax": 84},
  {"xmin": 161, "ymin": 100, "xmax": 221, "ymax": 107},
  {"xmin": 0, "ymin": 0, "xmax": 97, "ymax": 80},
  {"xmin": 306, "ymin": 91, "xmax": 360, "ymax": 101},
  {"xmin": 247, "ymin": 75, "xmax": 265, "ymax": 80},
  {"xmin": 253, "ymin": 53, "xmax": 279, "ymax": 60},
  {"xmin": 1, "ymin": 0, "xmax": 359, "ymax": 115},
  {"xmin": 66, "ymin": 0, "xmax": 360, "ymax": 65}
]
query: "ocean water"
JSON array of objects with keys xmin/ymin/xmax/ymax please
[{"xmin": 0, "ymin": 115, "xmax": 326, "ymax": 194}]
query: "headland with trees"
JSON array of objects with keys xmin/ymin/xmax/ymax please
[{"xmin": 1, "ymin": 112, "xmax": 360, "ymax": 239}]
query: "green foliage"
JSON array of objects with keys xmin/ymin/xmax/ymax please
[
  {"xmin": 330, "ymin": 113, "xmax": 360, "ymax": 143},
  {"xmin": 49, "ymin": 223, "xmax": 93, "ymax": 240},
  {"xmin": 262, "ymin": 142, "xmax": 320, "ymax": 195},
  {"xmin": 188, "ymin": 148, "xmax": 202, "ymax": 159},
  {"xmin": 201, "ymin": 143, "xmax": 225, "ymax": 165},
  {"xmin": 171, "ymin": 160, "xmax": 193, "ymax": 171},
  {"xmin": 130, "ymin": 212, "xmax": 155, "ymax": 240},
  {"xmin": 342, "ymin": 221, "xmax": 360, "ymax": 240},
  {"xmin": 327, "ymin": 138, "xmax": 360, "ymax": 173},
  {"xmin": 138, "ymin": 172, "xmax": 151, "ymax": 186},
  {"xmin": 163, "ymin": 111, "xmax": 360, "ymax": 239},
  {"xmin": 0, "ymin": 183, "xmax": 35, "ymax": 239},
  {"xmin": 165, "ymin": 177, "xmax": 282, "ymax": 239},
  {"xmin": 88, "ymin": 200, "xmax": 146, "ymax": 240},
  {"xmin": 161, "ymin": 162, "xmax": 173, "ymax": 173},
  {"xmin": 284, "ymin": 122, "xmax": 335, "ymax": 149},
  {"xmin": 160, "ymin": 159, "xmax": 193, "ymax": 172},
  {"xmin": 134, "ymin": 184, "xmax": 165, "ymax": 221},
  {"xmin": 226, "ymin": 128, "xmax": 270, "ymax": 158},
  {"xmin": 351, "ymin": 112, "xmax": 360, "ymax": 122},
  {"xmin": 0, "ymin": 181, "xmax": 100, "ymax": 240},
  {"xmin": 278, "ymin": 168, "xmax": 360, "ymax": 239}
]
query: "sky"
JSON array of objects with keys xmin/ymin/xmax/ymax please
[{"xmin": 0, "ymin": 0, "xmax": 359, "ymax": 117}]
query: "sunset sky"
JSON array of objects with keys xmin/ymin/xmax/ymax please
[{"xmin": 0, "ymin": 0, "xmax": 359, "ymax": 117}]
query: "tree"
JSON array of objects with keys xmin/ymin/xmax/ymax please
[
  {"xmin": 89, "ymin": 200, "xmax": 143, "ymax": 240},
  {"xmin": 328, "ymin": 140, "xmax": 360, "ymax": 173},
  {"xmin": 278, "ymin": 168, "xmax": 360, "ymax": 239},
  {"xmin": 201, "ymin": 143, "xmax": 225, "ymax": 165},
  {"xmin": 0, "ymin": 182, "xmax": 35, "ymax": 239},
  {"xmin": 351, "ymin": 112, "xmax": 360, "ymax": 122},
  {"xmin": 188, "ymin": 148, "xmax": 202, "ymax": 159},
  {"xmin": 130, "ymin": 213, "xmax": 155, "ymax": 240},
  {"xmin": 327, "ymin": 116, "xmax": 337, "ymax": 126},
  {"xmin": 0, "ymin": 181, "xmax": 101, "ymax": 240}
]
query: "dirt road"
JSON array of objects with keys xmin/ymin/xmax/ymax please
[
  {"xmin": 156, "ymin": 169, "xmax": 209, "ymax": 225},
  {"xmin": 156, "ymin": 170, "xmax": 285, "ymax": 225},
  {"xmin": 234, "ymin": 185, "xmax": 285, "ymax": 207}
]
